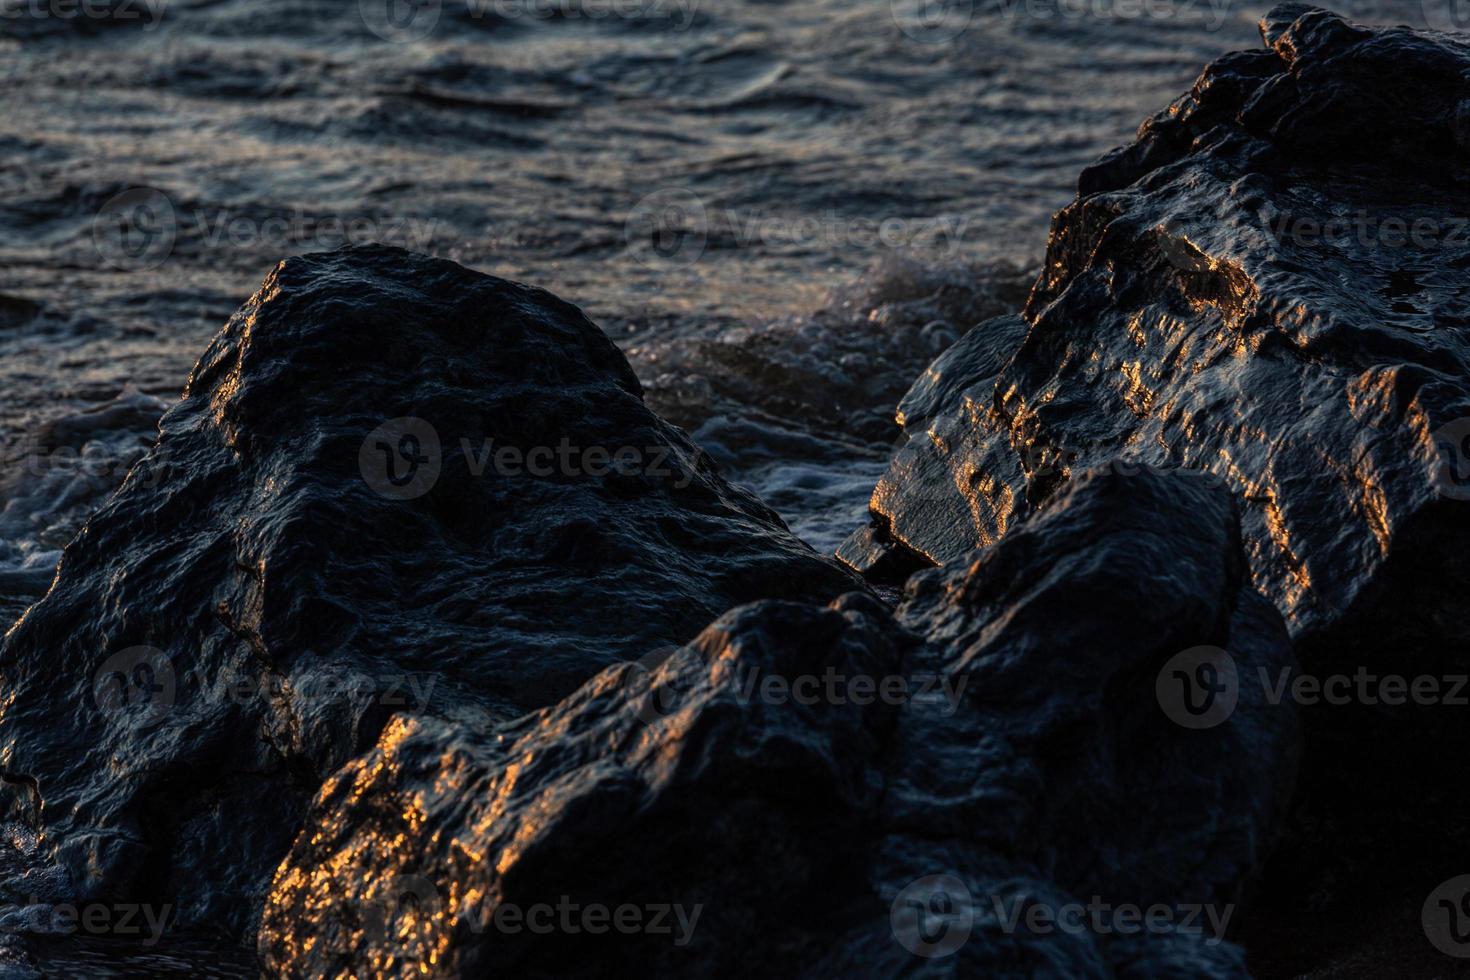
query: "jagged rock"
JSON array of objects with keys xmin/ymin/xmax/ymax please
[
  {"xmin": 260, "ymin": 467, "xmax": 1293, "ymax": 978},
  {"xmin": 259, "ymin": 593, "xmax": 913, "ymax": 978},
  {"xmin": 889, "ymin": 466, "xmax": 1297, "ymax": 914},
  {"xmin": 839, "ymin": 4, "xmax": 1470, "ymax": 930},
  {"xmin": 843, "ymin": 6, "xmax": 1470, "ymax": 637},
  {"xmin": 0, "ymin": 244, "xmax": 861, "ymax": 935}
]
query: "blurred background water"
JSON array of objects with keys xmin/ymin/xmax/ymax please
[{"xmin": 0, "ymin": 0, "xmax": 1435, "ymax": 970}]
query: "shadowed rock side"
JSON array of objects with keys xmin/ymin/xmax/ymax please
[
  {"xmin": 837, "ymin": 3, "xmax": 1470, "ymax": 939},
  {"xmin": 0, "ymin": 244, "xmax": 862, "ymax": 936},
  {"xmin": 261, "ymin": 467, "xmax": 1294, "ymax": 979}
]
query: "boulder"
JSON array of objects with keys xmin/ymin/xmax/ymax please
[
  {"xmin": 888, "ymin": 466, "xmax": 1297, "ymax": 916},
  {"xmin": 259, "ymin": 593, "xmax": 912, "ymax": 978},
  {"xmin": 260, "ymin": 466, "xmax": 1294, "ymax": 978},
  {"xmin": 838, "ymin": 3, "xmax": 1470, "ymax": 924},
  {"xmin": 0, "ymin": 244, "xmax": 861, "ymax": 934}
]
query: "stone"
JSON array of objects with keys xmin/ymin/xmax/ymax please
[
  {"xmin": 0, "ymin": 244, "xmax": 861, "ymax": 934},
  {"xmin": 260, "ymin": 467, "xmax": 1293, "ymax": 977},
  {"xmin": 839, "ymin": 2, "xmax": 1470, "ymax": 951}
]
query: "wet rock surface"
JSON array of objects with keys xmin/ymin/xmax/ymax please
[
  {"xmin": 261, "ymin": 466, "xmax": 1294, "ymax": 978},
  {"xmin": 840, "ymin": 5, "xmax": 1470, "ymax": 969},
  {"xmin": 0, "ymin": 244, "xmax": 861, "ymax": 936}
]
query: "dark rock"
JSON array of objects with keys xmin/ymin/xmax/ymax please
[
  {"xmin": 260, "ymin": 467, "xmax": 1293, "ymax": 978},
  {"xmin": 888, "ymin": 466, "xmax": 1297, "ymax": 915},
  {"xmin": 259, "ymin": 593, "xmax": 912, "ymax": 978},
  {"xmin": 0, "ymin": 244, "xmax": 861, "ymax": 935},
  {"xmin": 837, "ymin": 313, "xmax": 1029, "ymax": 577},
  {"xmin": 839, "ymin": 2, "xmax": 1470, "ymax": 956}
]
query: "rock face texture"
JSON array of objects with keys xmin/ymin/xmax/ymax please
[
  {"xmin": 261, "ymin": 466, "xmax": 1295, "ymax": 978},
  {"xmin": 839, "ymin": 1, "xmax": 1470, "ymax": 946},
  {"xmin": 0, "ymin": 245, "xmax": 861, "ymax": 934},
  {"xmin": 842, "ymin": 4, "xmax": 1470, "ymax": 640}
]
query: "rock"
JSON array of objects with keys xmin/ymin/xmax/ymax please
[
  {"xmin": 889, "ymin": 466, "xmax": 1297, "ymax": 914},
  {"xmin": 260, "ymin": 466, "xmax": 1294, "ymax": 977},
  {"xmin": 836, "ymin": 312, "xmax": 1029, "ymax": 578},
  {"xmin": 259, "ymin": 593, "xmax": 913, "ymax": 978},
  {"xmin": 844, "ymin": 4, "xmax": 1470, "ymax": 638},
  {"xmin": 0, "ymin": 244, "xmax": 861, "ymax": 935},
  {"xmin": 839, "ymin": 2, "xmax": 1470, "ymax": 952}
]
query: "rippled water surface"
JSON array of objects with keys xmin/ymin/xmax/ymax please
[{"xmin": 0, "ymin": 0, "xmax": 1429, "ymax": 971}]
